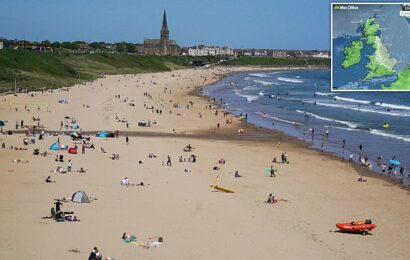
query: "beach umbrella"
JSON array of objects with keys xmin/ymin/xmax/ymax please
[{"xmin": 389, "ymin": 160, "xmax": 401, "ymax": 166}]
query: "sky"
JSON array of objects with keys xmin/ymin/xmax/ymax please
[{"xmin": 0, "ymin": 0, "xmax": 404, "ymax": 50}]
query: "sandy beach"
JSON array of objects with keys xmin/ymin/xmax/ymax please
[{"xmin": 1, "ymin": 66, "xmax": 409, "ymax": 260}]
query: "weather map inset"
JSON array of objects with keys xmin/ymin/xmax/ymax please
[{"xmin": 331, "ymin": 3, "xmax": 410, "ymax": 91}]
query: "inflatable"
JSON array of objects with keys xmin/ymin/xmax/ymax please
[
  {"xmin": 336, "ymin": 219, "xmax": 376, "ymax": 234},
  {"xmin": 383, "ymin": 123, "xmax": 390, "ymax": 128},
  {"xmin": 68, "ymin": 147, "xmax": 78, "ymax": 154}
]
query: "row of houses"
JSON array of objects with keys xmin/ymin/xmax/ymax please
[
  {"xmin": 184, "ymin": 45, "xmax": 234, "ymax": 56},
  {"xmin": 235, "ymin": 49, "xmax": 330, "ymax": 59},
  {"xmin": 184, "ymin": 46, "xmax": 330, "ymax": 59}
]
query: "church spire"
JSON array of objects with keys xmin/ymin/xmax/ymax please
[{"xmin": 162, "ymin": 10, "xmax": 168, "ymax": 31}]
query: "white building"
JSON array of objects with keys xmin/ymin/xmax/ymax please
[
  {"xmin": 312, "ymin": 52, "xmax": 330, "ymax": 58},
  {"xmin": 188, "ymin": 46, "xmax": 233, "ymax": 56}
]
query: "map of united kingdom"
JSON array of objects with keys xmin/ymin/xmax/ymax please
[{"xmin": 332, "ymin": 3, "xmax": 410, "ymax": 91}]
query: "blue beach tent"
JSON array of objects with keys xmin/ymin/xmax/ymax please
[
  {"xmin": 49, "ymin": 142, "xmax": 59, "ymax": 150},
  {"xmin": 389, "ymin": 160, "xmax": 401, "ymax": 166},
  {"xmin": 97, "ymin": 131, "xmax": 108, "ymax": 138}
]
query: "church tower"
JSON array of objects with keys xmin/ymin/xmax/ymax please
[{"xmin": 160, "ymin": 10, "xmax": 169, "ymax": 55}]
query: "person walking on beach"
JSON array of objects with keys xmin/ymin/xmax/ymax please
[
  {"xmin": 349, "ymin": 153, "xmax": 353, "ymax": 162},
  {"xmin": 270, "ymin": 165, "xmax": 276, "ymax": 177},
  {"xmin": 67, "ymin": 160, "xmax": 72, "ymax": 172},
  {"xmin": 325, "ymin": 129, "xmax": 329, "ymax": 139},
  {"xmin": 82, "ymin": 144, "xmax": 85, "ymax": 154},
  {"xmin": 167, "ymin": 155, "xmax": 172, "ymax": 166},
  {"xmin": 126, "ymin": 136, "xmax": 129, "ymax": 145}
]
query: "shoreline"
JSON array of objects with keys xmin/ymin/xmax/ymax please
[{"xmin": 196, "ymin": 69, "xmax": 410, "ymax": 189}]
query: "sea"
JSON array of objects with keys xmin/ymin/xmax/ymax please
[{"xmin": 203, "ymin": 69, "xmax": 410, "ymax": 185}]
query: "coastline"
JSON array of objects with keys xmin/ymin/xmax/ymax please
[{"xmin": 1, "ymin": 66, "xmax": 410, "ymax": 259}]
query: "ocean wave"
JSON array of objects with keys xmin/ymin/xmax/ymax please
[
  {"xmin": 256, "ymin": 112, "xmax": 304, "ymax": 126},
  {"xmin": 249, "ymin": 73, "xmax": 271, "ymax": 78},
  {"xmin": 234, "ymin": 89, "xmax": 260, "ymax": 103},
  {"xmin": 315, "ymin": 92, "xmax": 336, "ymax": 96},
  {"xmin": 304, "ymin": 101, "xmax": 410, "ymax": 117},
  {"xmin": 334, "ymin": 96, "xmax": 371, "ymax": 104},
  {"xmin": 243, "ymin": 85, "xmax": 259, "ymax": 91},
  {"xmin": 375, "ymin": 102, "xmax": 410, "ymax": 111},
  {"xmin": 277, "ymin": 77, "xmax": 304, "ymax": 83},
  {"xmin": 370, "ymin": 129, "xmax": 410, "ymax": 142},
  {"xmin": 254, "ymin": 80, "xmax": 273, "ymax": 86},
  {"xmin": 296, "ymin": 110, "xmax": 358, "ymax": 128}
]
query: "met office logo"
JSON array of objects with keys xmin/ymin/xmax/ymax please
[{"xmin": 333, "ymin": 4, "xmax": 359, "ymax": 10}]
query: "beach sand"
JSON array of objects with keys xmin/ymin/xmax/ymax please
[{"xmin": 0, "ymin": 67, "xmax": 409, "ymax": 259}]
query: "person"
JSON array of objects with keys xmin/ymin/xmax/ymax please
[
  {"xmin": 126, "ymin": 136, "xmax": 129, "ymax": 145},
  {"xmin": 359, "ymin": 144, "xmax": 363, "ymax": 152},
  {"xmin": 67, "ymin": 160, "xmax": 72, "ymax": 172},
  {"xmin": 267, "ymin": 194, "xmax": 272, "ymax": 203},
  {"xmin": 77, "ymin": 167, "xmax": 86, "ymax": 173},
  {"xmin": 270, "ymin": 166, "xmax": 276, "ymax": 177},
  {"xmin": 357, "ymin": 176, "xmax": 367, "ymax": 182},
  {"xmin": 54, "ymin": 200, "xmax": 63, "ymax": 213},
  {"xmin": 167, "ymin": 155, "xmax": 172, "ymax": 166},
  {"xmin": 45, "ymin": 176, "xmax": 54, "ymax": 183},
  {"xmin": 88, "ymin": 247, "xmax": 101, "ymax": 260},
  {"xmin": 234, "ymin": 171, "xmax": 241, "ymax": 178},
  {"xmin": 82, "ymin": 144, "xmax": 85, "ymax": 154},
  {"xmin": 349, "ymin": 153, "xmax": 353, "ymax": 162},
  {"xmin": 325, "ymin": 129, "xmax": 329, "ymax": 138}
]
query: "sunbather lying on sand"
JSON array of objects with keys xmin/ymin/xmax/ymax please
[
  {"xmin": 122, "ymin": 233, "xmax": 137, "ymax": 242},
  {"xmin": 77, "ymin": 167, "xmax": 87, "ymax": 173},
  {"xmin": 45, "ymin": 176, "xmax": 55, "ymax": 183}
]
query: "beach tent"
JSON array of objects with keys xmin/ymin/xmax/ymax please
[
  {"xmin": 97, "ymin": 131, "xmax": 108, "ymax": 138},
  {"xmin": 389, "ymin": 160, "xmax": 401, "ymax": 166},
  {"xmin": 49, "ymin": 142, "xmax": 59, "ymax": 150},
  {"xmin": 71, "ymin": 190, "xmax": 90, "ymax": 203}
]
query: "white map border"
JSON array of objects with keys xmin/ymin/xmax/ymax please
[{"xmin": 331, "ymin": 2, "xmax": 410, "ymax": 92}]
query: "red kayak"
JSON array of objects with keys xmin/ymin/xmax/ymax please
[{"xmin": 336, "ymin": 219, "xmax": 376, "ymax": 234}]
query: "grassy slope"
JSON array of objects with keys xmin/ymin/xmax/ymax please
[{"xmin": 0, "ymin": 50, "xmax": 190, "ymax": 92}]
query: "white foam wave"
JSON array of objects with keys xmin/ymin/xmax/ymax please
[
  {"xmin": 277, "ymin": 77, "xmax": 304, "ymax": 83},
  {"xmin": 296, "ymin": 110, "xmax": 358, "ymax": 128},
  {"xmin": 315, "ymin": 92, "xmax": 336, "ymax": 96},
  {"xmin": 249, "ymin": 73, "xmax": 271, "ymax": 78},
  {"xmin": 234, "ymin": 89, "xmax": 259, "ymax": 103},
  {"xmin": 256, "ymin": 112, "xmax": 304, "ymax": 126},
  {"xmin": 375, "ymin": 102, "xmax": 410, "ymax": 111},
  {"xmin": 243, "ymin": 85, "xmax": 259, "ymax": 91},
  {"xmin": 334, "ymin": 96, "xmax": 371, "ymax": 104},
  {"xmin": 370, "ymin": 129, "xmax": 410, "ymax": 142},
  {"xmin": 304, "ymin": 101, "xmax": 410, "ymax": 117},
  {"xmin": 258, "ymin": 91, "xmax": 264, "ymax": 96},
  {"xmin": 254, "ymin": 80, "xmax": 273, "ymax": 86}
]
